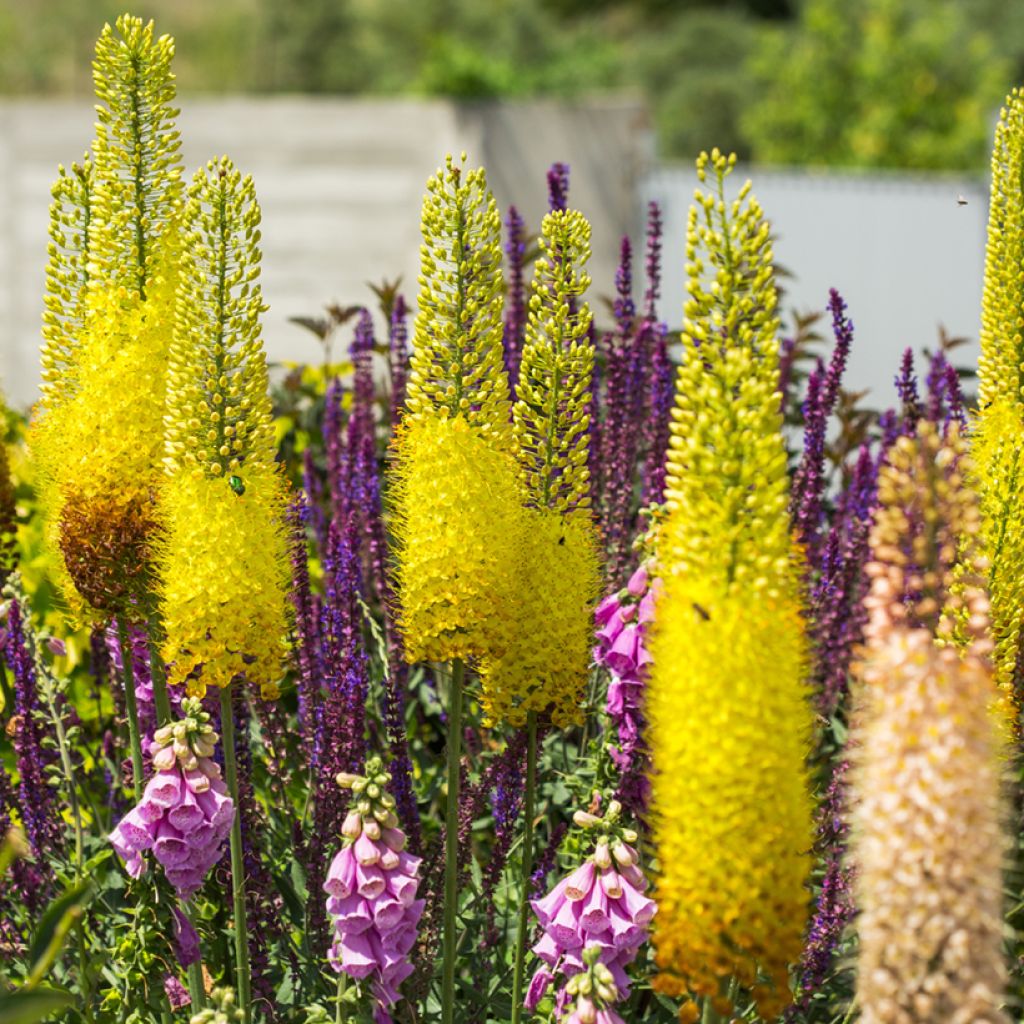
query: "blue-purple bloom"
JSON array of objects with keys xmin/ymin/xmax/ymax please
[
  {"xmin": 503, "ymin": 206, "xmax": 527, "ymax": 392},
  {"xmin": 4, "ymin": 598, "xmax": 61, "ymax": 855}
]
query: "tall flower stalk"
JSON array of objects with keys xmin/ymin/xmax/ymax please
[
  {"xmin": 648, "ymin": 151, "xmax": 813, "ymax": 1020},
  {"xmin": 850, "ymin": 422, "xmax": 1008, "ymax": 1022},
  {"xmin": 159, "ymin": 157, "xmax": 291, "ymax": 1023},
  {"xmin": 390, "ymin": 155, "xmax": 518, "ymax": 1024}
]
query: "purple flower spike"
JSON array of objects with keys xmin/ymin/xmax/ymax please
[
  {"xmin": 109, "ymin": 698, "xmax": 233, "ymax": 901},
  {"xmin": 547, "ymin": 162, "xmax": 570, "ymax": 213},
  {"xmin": 503, "ymin": 206, "xmax": 527, "ymax": 392}
]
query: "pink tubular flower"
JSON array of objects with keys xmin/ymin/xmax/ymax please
[
  {"xmin": 108, "ymin": 697, "xmax": 233, "ymax": 900},
  {"xmin": 525, "ymin": 800, "xmax": 654, "ymax": 1018},
  {"xmin": 593, "ymin": 564, "xmax": 660, "ymax": 813},
  {"xmin": 326, "ymin": 757, "xmax": 423, "ymax": 1024}
]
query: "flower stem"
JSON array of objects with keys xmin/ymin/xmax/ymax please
[
  {"xmin": 510, "ymin": 711, "xmax": 538, "ymax": 1024},
  {"xmin": 335, "ymin": 970, "xmax": 347, "ymax": 1024},
  {"xmin": 117, "ymin": 619, "xmax": 144, "ymax": 802},
  {"xmin": 147, "ymin": 624, "xmax": 173, "ymax": 726},
  {"xmin": 442, "ymin": 659, "xmax": 464, "ymax": 1024},
  {"xmin": 219, "ymin": 682, "xmax": 252, "ymax": 1024}
]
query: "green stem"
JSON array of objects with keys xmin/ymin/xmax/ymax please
[
  {"xmin": 335, "ymin": 970, "xmax": 347, "ymax": 1024},
  {"xmin": 117, "ymin": 620, "xmax": 145, "ymax": 803},
  {"xmin": 510, "ymin": 712, "xmax": 538, "ymax": 1024},
  {"xmin": 184, "ymin": 901, "xmax": 207, "ymax": 1013},
  {"xmin": 442, "ymin": 660, "xmax": 464, "ymax": 1024},
  {"xmin": 220, "ymin": 683, "xmax": 252, "ymax": 1023},
  {"xmin": 147, "ymin": 627, "xmax": 173, "ymax": 726}
]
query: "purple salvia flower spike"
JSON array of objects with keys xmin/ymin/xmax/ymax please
[
  {"xmin": 547, "ymin": 162, "xmax": 570, "ymax": 213},
  {"xmin": 388, "ymin": 295, "xmax": 410, "ymax": 427},
  {"xmin": 642, "ymin": 201, "xmax": 663, "ymax": 322},
  {"xmin": 503, "ymin": 206, "xmax": 527, "ymax": 393},
  {"xmin": 613, "ymin": 236, "xmax": 634, "ymax": 337},
  {"xmin": 4, "ymin": 598, "xmax": 62, "ymax": 855}
]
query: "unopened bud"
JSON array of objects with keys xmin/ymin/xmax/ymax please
[
  {"xmin": 341, "ymin": 811, "xmax": 362, "ymax": 839},
  {"xmin": 336, "ymin": 772, "xmax": 361, "ymax": 789},
  {"xmin": 574, "ymin": 811, "xmax": 600, "ymax": 829}
]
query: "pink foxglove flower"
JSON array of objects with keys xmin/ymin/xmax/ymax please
[
  {"xmin": 526, "ymin": 799, "xmax": 654, "ymax": 1019},
  {"xmin": 593, "ymin": 564, "xmax": 660, "ymax": 812},
  {"xmin": 109, "ymin": 697, "xmax": 233, "ymax": 900},
  {"xmin": 326, "ymin": 757, "xmax": 423, "ymax": 1024}
]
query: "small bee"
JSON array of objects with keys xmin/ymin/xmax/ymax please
[
  {"xmin": 956, "ymin": 194, "xmax": 968, "ymax": 206},
  {"xmin": 228, "ymin": 475, "xmax": 246, "ymax": 496},
  {"xmin": 692, "ymin": 602, "xmax": 711, "ymax": 621}
]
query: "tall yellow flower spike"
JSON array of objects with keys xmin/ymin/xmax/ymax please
[
  {"xmin": 649, "ymin": 150, "xmax": 813, "ymax": 1020},
  {"xmin": 30, "ymin": 15, "xmax": 183, "ymax": 621},
  {"xmin": 975, "ymin": 87, "xmax": 1024, "ymax": 729},
  {"xmin": 851, "ymin": 423, "xmax": 1008, "ymax": 1024},
  {"xmin": 158, "ymin": 158, "xmax": 290, "ymax": 698},
  {"xmin": 479, "ymin": 209, "xmax": 601, "ymax": 728},
  {"xmin": 391, "ymin": 155, "xmax": 521, "ymax": 668}
]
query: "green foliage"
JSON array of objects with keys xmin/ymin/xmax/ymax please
[{"xmin": 743, "ymin": 0, "xmax": 1011, "ymax": 170}]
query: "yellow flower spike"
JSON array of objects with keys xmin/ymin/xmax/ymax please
[
  {"xmin": 391, "ymin": 156, "xmax": 520, "ymax": 669},
  {"xmin": 158, "ymin": 158, "xmax": 290, "ymax": 697},
  {"xmin": 850, "ymin": 423, "xmax": 1008, "ymax": 1024},
  {"xmin": 29, "ymin": 16, "xmax": 183, "ymax": 621},
  {"xmin": 479, "ymin": 209, "xmax": 601, "ymax": 727},
  {"xmin": 975, "ymin": 87, "xmax": 1024, "ymax": 730},
  {"xmin": 649, "ymin": 151, "xmax": 813, "ymax": 1019}
]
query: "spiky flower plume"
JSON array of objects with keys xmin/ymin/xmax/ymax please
[
  {"xmin": 159, "ymin": 158, "xmax": 290, "ymax": 697},
  {"xmin": 648, "ymin": 151, "xmax": 813, "ymax": 1020},
  {"xmin": 850, "ymin": 422, "xmax": 1008, "ymax": 1024},
  {"xmin": 479, "ymin": 209, "xmax": 601, "ymax": 727},
  {"xmin": 976, "ymin": 87, "xmax": 1024, "ymax": 726},
  {"xmin": 30, "ymin": 15, "xmax": 182, "ymax": 621},
  {"xmin": 391, "ymin": 156, "xmax": 521, "ymax": 669},
  {"xmin": 404, "ymin": 154, "xmax": 510, "ymax": 445}
]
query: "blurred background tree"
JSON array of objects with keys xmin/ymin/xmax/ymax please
[{"xmin": 0, "ymin": 0, "xmax": 1017, "ymax": 170}]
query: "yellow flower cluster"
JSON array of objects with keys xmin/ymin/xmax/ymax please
[
  {"xmin": 30, "ymin": 17, "xmax": 183, "ymax": 621},
  {"xmin": 851, "ymin": 424, "xmax": 1008, "ymax": 1024},
  {"xmin": 390, "ymin": 414, "xmax": 522, "ymax": 667},
  {"xmin": 392, "ymin": 164, "xmax": 600, "ymax": 728},
  {"xmin": 975, "ymin": 87, "xmax": 1024, "ymax": 728},
  {"xmin": 649, "ymin": 150, "xmax": 812, "ymax": 1019},
  {"xmin": 158, "ymin": 159, "xmax": 290, "ymax": 697}
]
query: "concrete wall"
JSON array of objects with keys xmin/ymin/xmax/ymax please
[
  {"xmin": 642, "ymin": 165, "xmax": 989, "ymax": 405},
  {"xmin": 0, "ymin": 97, "xmax": 651, "ymax": 409}
]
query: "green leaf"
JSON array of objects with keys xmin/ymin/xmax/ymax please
[
  {"xmin": 26, "ymin": 879, "xmax": 95, "ymax": 984},
  {"xmin": 0, "ymin": 988, "xmax": 75, "ymax": 1024}
]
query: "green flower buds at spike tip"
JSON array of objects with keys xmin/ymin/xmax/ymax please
[
  {"xmin": 405, "ymin": 153, "xmax": 511, "ymax": 443},
  {"xmin": 159, "ymin": 156, "xmax": 291, "ymax": 698},
  {"xmin": 89, "ymin": 14, "xmax": 182, "ymax": 303}
]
